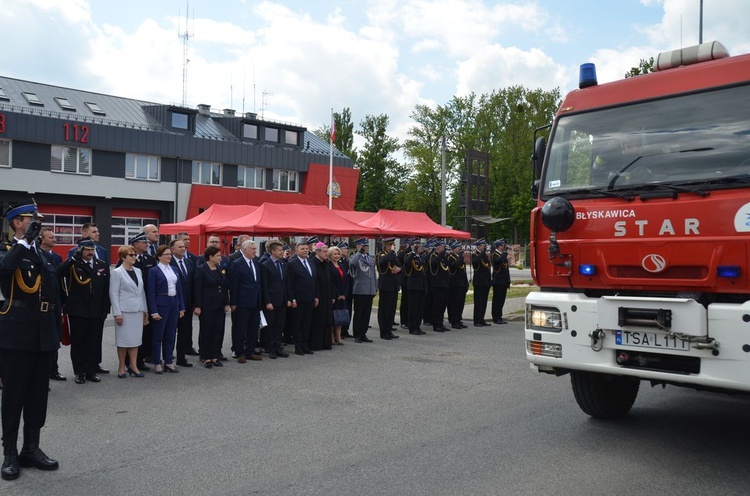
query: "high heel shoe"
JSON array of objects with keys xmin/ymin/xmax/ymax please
[
  {"xmin": 127, "ymin": 367, "xmax": 145, "ymax": 378},
  {"xmin": 117, "ymin": 370, "xmax": 127, "ymax": 379},
  {"xmin": 154, "ymin": 364, "xmax": 164, "ymax": 374},
  {"xmin": 164, "ymin": 364, "xmax": 179, "ymax": 373}
]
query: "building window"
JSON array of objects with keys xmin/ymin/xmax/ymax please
[
  {"xmin": 22, "ymin": 92, "xmax": 43, "ymax": 106},
  {"xmin": 243, "ymin": 123, "xmax": 258, "ymax": 139},
  {"xmin": 265, "ymin": 127, "xmax": 278, "ymax": 142},
  {"xmin": 85, "ymin": 102, "xmax": 106, "ymax": 115},
  {"xmin": 126, "ymin": 154, "xmax": 160, "ymax": 181},
  {"xmin": 285, "ymin": 130, "xmax": 299, "ymax": 146},
  {"xmin": 51, "ymin": 146, "xmax": 91, "ymax": 175},
  {"xmin": 0, "ymin": 88, "xmax": 9, "ymax": 102},
  {"xmin": 54, "ymin": 97, "xmax": 75, "ymax": 111},
  {"xmin": 237, "ymin": 165, "xmax": 265, "ymax": 189},
  {"xmin": 272, "ymin": 169, "xmax": 298, "ymax": 192},
  {"xmin": 0, "ymin": 139, "xmax": 10, "ymax": 167},
  {"xmin": 111, "ymin": 216, "xmax": 159, "ymax": 246},
  {"xmin": 45, "ymin": 214, "xmax": 94, "ymax": 245},
  {"xmin": 172, "ymin": 112, "xmax": 189, "ymax": 129},
  {"xmin": 192, "ymin": 161, "xmax": 222, "ymax": 185}
]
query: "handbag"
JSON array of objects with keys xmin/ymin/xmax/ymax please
[{"xmin": 332, "ymin": 305, "xmax": 350, "ymax": 326}]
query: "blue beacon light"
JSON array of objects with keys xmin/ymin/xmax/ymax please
[
  {"xmin": 579, "ymin": 63, "xmax": 598, "ymax": 89},
  {"xmin": 579, "ymin": 264, "xmax": 597, "ymax": 276}
]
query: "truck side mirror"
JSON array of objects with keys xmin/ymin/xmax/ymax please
[{"xmin": 532, "ymin": 136, "xmax": 546, "ymax": 180}]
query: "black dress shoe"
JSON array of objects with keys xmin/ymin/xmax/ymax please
[
  {"xmin": 459, "ymin": 322, "xmax": 468, "ymax": 328},
  {"xmin": 49, "ymin": 372, "xmax": 67, "ymax": 381},
  {"xmin": 451, "ymin": 323, "xmax": 462, "ymax": 329},
  {"xmin": 95, "ymin": 366, "xmax": 109, "ymax": 374},
  {"xmin": 303, "ymin": 348, "xmax": 314, "ymax": 355},
  {"xmin": 74, "ymin": 374, "xmax": 86, "ymax": 384},
  {"xmin": 185, "ymin": 348, "xmax": 200, "ymax": 356},
  {"xmin": 388, "ymin": 333, "xmax": 399, "ymax": 339},
  {"xmin": 85, "ymin": 374, "xmax": 101, "ymax": 383},
  {"xmin": 495, "ymin": 319, "xmax": 508, "ymax": 324},
  {"xmin": 360, "ymin": 336, "xmax": 373, "ymax": 343},
  {"xmin": 1, "ymin": 452, "xmax": 20, "ymax": 480},
  {"xmin": 176, "ymin": 358, "xmax": 193, "ymax": 367},
  {"xmin": 294, "ymin": 349, "xmax": 305, "ymax": 356},
  {"xmin": 433, "ymin": 327, "xmax": 445, "ymax": 332},
  {"xmin": 482, "ymin": 321, "xmax": 491, "ymax": 326},
  {"xmin": 19, "ymin": 447, "xmax": 58, "ymax": 471},
  {"xmin": 380, "ymin": 334, "xmax": 392, "ymax": 340},
  {"xmin": 409, "ymin": 329, "xmax": 421, "ymax": 335},
  {"xmin": 276, "ymin": 350, "xmax": 289, "ymax": 358},
  {"xmin": 474, "ymin": 322, "xmax": 485, "ymax": 327},
  {"xmin": 354, "ymin": 338, "xmax": 363, "ymax": 343},
  {"xmin": 268, "ymin": 351, "xmax": 277, "ymax": 359},
  {"xmin": 137, "ymin": 361, "xmax": 151, "ymax": 371}
]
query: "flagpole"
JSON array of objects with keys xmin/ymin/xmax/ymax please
[{"xmin": 329, "ymin": 107, "xmax": 334, "ymax": 210}]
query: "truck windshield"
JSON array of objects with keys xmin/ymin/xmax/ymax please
[{"xmin": 541, "ymin": 84, "xmax": 750, "ymax": 198}]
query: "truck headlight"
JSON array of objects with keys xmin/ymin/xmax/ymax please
[{"xmin": 527, "ymin": 305, "xmax": 563, "ymax": 331}]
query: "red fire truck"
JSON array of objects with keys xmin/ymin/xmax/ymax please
[{"xmin": 525, "ymin": 41, "xmax": 750, "ymax": 418}]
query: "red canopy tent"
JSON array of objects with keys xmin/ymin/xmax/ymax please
[
  {"xmin": 332, "ymin": 210, "xmax": 376, "ymax": 224},
  {"xmin": 160, "ymin": 204, "xmax": 258, "ymax": 235},
  {"xmin": 358, "ymin": 209, "xmax": 471, "ymax": 239},
  {"xmin": 203, "ymin": 203, "xmax": 378, "ymax": 236}
]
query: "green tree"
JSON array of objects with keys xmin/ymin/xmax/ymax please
[
  {"xmin": 355, "ymin": 114, "xmax": 402, "ymax": 212},
  {"xmin": 624, "ymin": 57, "xmax": 655, "ymax": 78}
]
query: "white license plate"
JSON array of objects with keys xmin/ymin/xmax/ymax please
[{"xmin": 614, "ymin": 330, "xmax": 690, "ymax": 351}]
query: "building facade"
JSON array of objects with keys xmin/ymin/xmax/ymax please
[{"xmin": 0, "ymin": 75, "xmax": 358, "ymax": 261}]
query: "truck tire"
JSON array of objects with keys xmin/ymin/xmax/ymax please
[{"xmin": 570, "ymin": 371, "xmax": 640, "ymax": 419}]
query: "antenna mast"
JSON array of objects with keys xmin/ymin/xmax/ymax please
[{"xmin": 179, "ymin": 1, "xmax": 194, "ymax": 107}]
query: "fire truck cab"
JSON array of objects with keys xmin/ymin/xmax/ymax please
[{"xmin": 525, "ymin": 41, "xmax": 750, "ymax": 418}]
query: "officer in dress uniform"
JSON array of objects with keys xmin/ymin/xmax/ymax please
[
  {"xmin": 0, "ymin": 200, "xmax": 60, "ymax": 481},
  {"xmin": 491, "ymin": 239, "xmax": 511, "ymax": 324},
  {"xmin": 447, "ymin": 241, "xmax": 469, "ymax": 329},
  {"xmin": 422, "ymin": 239, "xmax": 436, "ymax": 326},
  {"xmin": 57, "ymin": 238, "xmax": 111, "ymax": 384},
  {"xmin": 375, "ymin": 237, "xmax": 401, "ymax": 340},
  {"xmin": 349, "ymin": 237, "xmax": 376, "ymax": 343},
  {"xmin": 397, "ymin": 238, "xmax": 412, "ymax": 330},
  {"xmin": 471, "ymin": 238, "xmax": 492, "ymax": 326},
  {"xmin": 428, "ymin": 240, "xmax": 451, "ymax": 332},
  {"xmin": 403, "ymin": 239, "xmax": 426, "ymax": 335}
]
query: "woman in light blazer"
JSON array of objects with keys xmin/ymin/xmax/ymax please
[{"xmin": 109, "ymin": 245, "xmax": 149, "ymax": 378}]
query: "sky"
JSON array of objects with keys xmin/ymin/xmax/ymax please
[{"xmin": 1, "ymin": 0, "xmax": 749, "ymax": 150}]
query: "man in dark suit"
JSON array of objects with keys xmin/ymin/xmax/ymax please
[
  {"xmin": 66, "ymin": 222, "xmax": 108, "ymax": 263},
  {"xmin": 177, "ymin": 232, "xmax": 197, "ymax": 261},
  {"xmin": 170, "ymin": 238, "xmax": 197, "ymax": 367},
  {"xmin": 286, "ymin": 242, "xmax": 318, "ymax": 355},
  {"xmin": 376, "ymin": 237, "xmax": 401, "ymax": 340},
  {"xmin": 260, "ymin": 240, "xmax": 289, "ymax": 359},
  {"xmin": 57, "ymin": 239, "xmax": 110, "ymax": 384},
  {"xmin": 0, "ymin": 200, "xmax": 60, "ymax": 480},
  {"xmin": 229, "ymin": 240, "xmax": 263, "ymax": 362},
  {"xmin": 38, "ymin": 228, "xmax": 65, "ymax": 381}
]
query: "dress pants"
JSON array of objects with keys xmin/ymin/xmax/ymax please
[
  {"xmin": 198, "ymin": 307, "xmax": 225, "ymax": 361},
  {"xmin": 1, "ymin": 349, "xmax": 52, "ymax": 451},
  {"xmin": 175, "ymin": 312, "xmax": 194, "ymax": 360},
  {"xmin": 352, "ymin": 294, "xmax": 374, "ymax": 338},
  {"xmin": 473, "ymin": 285, "xmax": 490, "ymax": 323},
  {"xmin": 68, "ymin": 316, "xmax": 104, "ymax": 376},
  {"xmin": 423, "ymin": 289, "xmax": 433, "ymax": 324},
  {"xmin": 431, "ymin": 287, "xmax": 449, "ymax": 330},
  {"xmin": 231, "ymin": 307, "xmax": 261, "ymax": 357},
  {"xmin": 289, "ymin": 302, "xmax": 314, "ymax": 350},
  {"xmin": 377, "ymin": 290, "xmax": 398, "ymax": 332},
  {"xmin": 448, "ymin": 286, "xmax": 468, "ymax": 324},
  {"xmin": 399, "ymin": 287, "xmax": 409, "ymax": 326},
  {"xmin": 407, "ymin": 290, "xmax": 425, "ymax": 330},
  {"xmin": 262, "ymin": 306, "xmax": 286, "ymax": 352},
  {"xmin": 492, "ymin": 285, "xmax": 508, "ymax": 321},
  {"xmin": 151, "ymin": 296, "xmax": 179, "ymax": 365}
]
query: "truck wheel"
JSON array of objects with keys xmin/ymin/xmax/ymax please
[{"xmin": 570, "ymin": 371, "xmax": 640, "ymax": 419}]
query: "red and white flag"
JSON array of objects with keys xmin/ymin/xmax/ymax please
[{"xmin": 330, "ymin": 114, "xmax": 336, "ymax": 143}]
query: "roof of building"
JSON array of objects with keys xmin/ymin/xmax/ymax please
[{"xmin": 0, "ymin": 75, "xmax": 351, "ymax": 159}]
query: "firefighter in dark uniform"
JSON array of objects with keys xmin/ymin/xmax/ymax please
[
  {"xmin": 0, "ymin": 200, "xmax": 60, "ymax": 481},
  {"xmin": 57, "ymin": 238, "xmax": 111, "ymax": 384},
  {"xmin": 375, "ymin": 237, "xmax": 400, "ymax": 340},
  {"xmin": 403, "ymin": 239, "xmax": 426, "ymax": 335},
  {"xmin": 447, "ymin": 241, "xmax": 469, "ymax": 329},
  {"xmin": 428, "ymin": 240, "xmax": 451, "ymax": 332},
  {"xmin": 471, "ymin": 238, "xmax": 492, "ymax": 326},
  {"xmin": 397, "ymin": 238, "xmax": 412, "ymax": 330},
  {"xmin": 491, "ymin": 239, "xmax": 511, "ymax": 324},
  {"xmin": 422, "ymin": 239, "xmax": 435, "ymax": 326}
]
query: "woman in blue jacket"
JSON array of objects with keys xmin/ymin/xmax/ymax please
[{"xmin": 147, "ymin": 245, "xmax": 185, "ymax": 374}]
